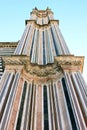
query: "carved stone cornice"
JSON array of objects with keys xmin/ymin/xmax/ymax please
[
  {"xmin": 23, "ymin": 60, "xmax": 63, "ymax": 83},
  {"xmin": 0, "ymin": 42, "xmax": 18, "ymax": 48},
  {"xmin": 24, "ymin": 62, "xmax": 63, "ymax": 77},
  {"xmin": 55, "ymin": 55, "xmax": 84, "ymax": 72},
  {"xmin": 25, "ymin": 20, "xmax": 59, "ymax": 27},
  {"xmin": 2, "ymin": 55, "xmax": 29, "ymax": 65},
  {"xmin": 22, "ymin": 69, "xmax": 63, "ymax": 84},
  {"xmin": 2, "ymin": 55, "xmax": 84, "ymax": 79},
  {"xmin": 2, "ymin": 55, "xmax": 63, "ymax": 83}
]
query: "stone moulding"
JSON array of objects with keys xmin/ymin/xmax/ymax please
[
  {"xmin": 22, "ymin": 70, "xmax": 62, "ymax": 84},
  {"xmin": 2, "ymin": 55, "xmax": 28, "ymax": 65},
  {"xmin": 24, "ymin": 62, "xmax": 63, "ymax": 77},
  {"xmin": 25, "ymin": 20, "xmax": 59, "ymax": 27},
  {"xmin": 0, "ymin": 42, "xmax": 18, "ymax": 48},
  {"xmin": 2, "ymin": 55, "xmax": 84, "ymax": 77},
  {"xmin": 55, "ymin": 55, "xmax": 84, "ymax": 72}
]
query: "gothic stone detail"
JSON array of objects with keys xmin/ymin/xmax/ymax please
[
  {"xmin": 2, "ymin": 55, "xmax": 84, "ymax": 84},
  {"xmin": 55, "ymin": 55, "xmax": 84, "ymax": 72},
  {"xmin": 0, "ymin": 8, "xmax": 87, "ymax": 130},
  {"xmin": 3, "ymin": 55, "xmax": 84, "ymax": 73}
]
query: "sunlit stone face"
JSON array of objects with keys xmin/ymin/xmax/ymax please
[{"xmin": 0, "ymin": 8, "xmax": 86, "ymax": 130}]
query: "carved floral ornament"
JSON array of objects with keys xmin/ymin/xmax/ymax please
[{"xmin": 24, "ymin": 63, "xmax": 63, "ymax": 77}]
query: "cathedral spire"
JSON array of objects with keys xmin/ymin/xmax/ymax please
[
  {"xmin": 14, "ymin": 8, "xmax": 70, "ymax": 65},
  {"xmin": 0, "ymin": 8, "xmax": 86, "ymax": 130}
]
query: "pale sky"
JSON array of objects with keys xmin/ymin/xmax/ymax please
[{"xmin": 0, "ymin": 0, "xmax": 87, "ymax": 82}]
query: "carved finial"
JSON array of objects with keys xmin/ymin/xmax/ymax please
[
  {"xmin": 47, "ymin": 7, "xmax": 50, "ymax": 10},
  {"xmin": 35, "ymin": 7, "xmax": 38, "ymax": 10}
]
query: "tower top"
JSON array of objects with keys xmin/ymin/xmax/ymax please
[
  {"xmin": 30, "ymin": 7, "xmax": 54, "ymax": 19},
  {"xmin": 14, "ymin": 8, "xmax": 71, "ymax": 65}
]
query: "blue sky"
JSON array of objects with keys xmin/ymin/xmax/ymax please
[{"xmin": 0, "ymin": 0, "xmax": 87, "ymax": 81}]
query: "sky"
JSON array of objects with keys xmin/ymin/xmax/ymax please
[{"xmin": 0, "ymin": 0, "xmax": 87, "ymax": 82}]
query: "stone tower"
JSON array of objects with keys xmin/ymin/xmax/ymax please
[{"xmin": 0, "ymin": 8, "xmax": 87, "ymax": 130}]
